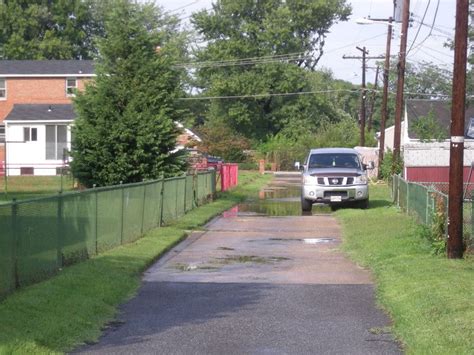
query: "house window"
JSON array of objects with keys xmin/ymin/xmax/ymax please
[
  {"xmin": 0, "ymin": 124, "xmax": 4, "ymax": 143},
  {"xmin": 466, "ymin": 117, "xmax": 474, "ymax": 138},
  {"xmin": 0, "ymin": 78, "xmax": 6, "ymax": 99},
  {"xmin": 23, "ymin": 127, "xmax": 38, "ymax": 142},
  {"xmin": 20, "ymin": 167, "xmax": 34, "ymax": 175},
  {"xmin": 46, "ymin": 125, "xmax": 67, "ymax": 160},
  {"xmin": 66, "ymin": 78, "xmax": 77, "ymax": 96}
]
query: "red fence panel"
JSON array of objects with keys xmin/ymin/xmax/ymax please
[{"xmin": 220, "ymin": 163, "xmax": 239, "ymax": 191}]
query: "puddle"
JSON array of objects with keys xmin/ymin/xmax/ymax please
[
  {"xmin": 248, "ymin": 237, "xmax": 337, "ymax": 244},
  {"xmin": 171, "ymin": 263, "xmax": 219, "ymax": 272},
  {"xmin": 214, "ymin": 255, "xmax": 290, "ymax": 265},
  {"xmin": 303, "ymin": 238, "xmax": 336, "ymax": 244},
  {"xmin": 171, "ymin": 254, "xmax": 290, "ymax": 271},
  {"xmin": 223, "ymin": 177, "xmax": 331, "ymax": 217}
]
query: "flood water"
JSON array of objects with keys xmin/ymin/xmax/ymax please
[{"xmin": 224, "ymin": 173, "xmax": 332, "ymax": 217}]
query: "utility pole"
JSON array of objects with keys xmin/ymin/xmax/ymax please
[
  {"xmin": 367, "ymin": 65, "xmax": 380, "ymax": 132},
  {"xmin": 359, "ymin": 46, "xmax": 368, "ymax": 146},
  {"xmin": 378, "ymin": 17, "xmax": 393, "ymax": 179},
  {"xmin": 343, "ymin": 49, "xmax": 384, "ymax": 147},
  {"xmin": 392, "ymin": 0, "xmax": 410, "ymax": 173},
  {"xmin": 448, "ymin": 0, "xmax": 470, "ymax": 259}
]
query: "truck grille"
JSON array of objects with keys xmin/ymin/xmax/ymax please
[{"xmin": 317, "ymin": 177, "xmax": 354, "ymax": 186}]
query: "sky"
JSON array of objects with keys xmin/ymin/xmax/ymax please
[{"xmin": 156, "ymin": 0, "xmax": 457, "ymax": 85}]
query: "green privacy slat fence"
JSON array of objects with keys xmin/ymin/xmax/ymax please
[{"xmin": 0, "ymin": 171, "xmax": 216, "ymax": 300}]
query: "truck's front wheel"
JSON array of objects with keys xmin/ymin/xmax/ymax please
[{"xmin": 301, "ymin": 198, "xmax": 313, "ymax": 212}]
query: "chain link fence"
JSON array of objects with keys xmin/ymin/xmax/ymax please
[
  {"xmin": 392, "ymin": 175, "xmax": 473, "ymax": 252},
  {"xmin": 0, "ymin": 170, "xmax": 216, "ymax": 299}
]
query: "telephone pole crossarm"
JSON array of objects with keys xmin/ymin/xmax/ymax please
[{"xmin": 343, "ymin": 49, "xmax": 385, "ymax": 146}]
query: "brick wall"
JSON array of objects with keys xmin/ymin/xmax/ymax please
[{"xmin": 0, "ymin": 77, "xmax": 89, "ymax": 122}]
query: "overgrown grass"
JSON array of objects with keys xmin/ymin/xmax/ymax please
[
  {"xmin": 0, "ymin": 171, "xmax": 271, "ymax": 354},
  {"xmin": 335, "ymin": 184, "xmax": 474, "ymax": 354}
]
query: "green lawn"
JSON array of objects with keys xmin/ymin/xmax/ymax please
[
  {"xmin": 0, "ymin": 175, "xmax": 75, "ymax": 202},
  {"xmin": 335, "ymin": 184, "xmax": 474, "ymax": 354},
  {"xmin": 0, "ymin": 171, "xmax": 271, "ymax": 354}
]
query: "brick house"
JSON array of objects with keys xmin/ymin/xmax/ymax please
[
  {"xmin": 0, "ymin": 60, "xmax": 204, "ymax": 176},
  {"xmin": 0, "ymin": 60, "xmax": 94, "ymax": 175}
]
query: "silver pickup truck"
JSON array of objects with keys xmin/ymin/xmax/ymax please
[{"xmin": 299, "ymin": 148, "xmax": 372, "ymax": 211}]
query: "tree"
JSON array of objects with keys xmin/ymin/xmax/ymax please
[
  {"xmin": 194, "ymin": 122, "xmax": 251, "ymax": 162},
  {"xmin": 390, "ymin": 61, "xmax": 453, "ymax": 100},
  {"xmin": 0, "ymin": 0, "xmax": 107, "ymax": 59},
  {"xmin": 190, "ymin": 0, "xmax": 351, "ymax": 141},
  {"xmin": 411, "ymin": 110, "xmax": 448, "ymax": 142},
  {"xmin": 71, "ymin": 0, "xmax": 186, "ymax": 187}
]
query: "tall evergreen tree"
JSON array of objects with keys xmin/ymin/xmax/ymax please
[{"xmin": 71, "ymin": 0, "xmax": 186, "ymax": 187}]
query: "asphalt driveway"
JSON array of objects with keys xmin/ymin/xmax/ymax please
[{"xmin": 76, "ymin": 174, "xmax": 401, "ymax": 354}]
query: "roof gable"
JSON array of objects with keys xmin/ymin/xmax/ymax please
[
  {"xmin": 4, "ymin": 104, "xmax": 76, "ymax": 122},
  {"xmin": 406, "ymin": 99, "xmax": 474, "ymax": 139},
  {"xmin": 0, "ymin": 60, "xmax": 94, "ymax": 76}
]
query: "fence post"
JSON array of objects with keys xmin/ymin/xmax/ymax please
[
  {"xmin": 141, "ymin": 180, "xmax": 146, "ymax": 235},
  {"xmin": 57, "ymin": 191, "xmax": 63, "ymax": 269},
  {"xmin": 397, "ymin": 176, "xmax": 400, "ymax": 207},
  {"xmin": 120, "ymin": 181, "xmax": 124, "ymax": 245},
  {"xmin": 406, "ymin": 180, "xmax": 409, "ymax": 212},
  {"xmin": 426, "ymin": 188, "xmax": 430, "ymax": 225},
  {"xmin": 193, "ymin": 173, "xmax": 198, "ymax": 207},
  {"xmin": 160, "ymin": 177, "xmax": 165, "ymax": 226},
  {"xmin": 183, "ymin": 174, "xmax": 187, "ymax": 213},
  {"xmin": 175, "ymin": 177, "xmax": 179, "ymax": 219},
  {"xmin": 94, "ymin": 185, "xmax": 98, "ymax": 255},
  {"xmin": 11, "ymin": 198, "xmax": 19, "ymax": 289}
]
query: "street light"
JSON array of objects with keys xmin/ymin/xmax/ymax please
[
  {"xmin": 355, "ymin": 16, "xmax": 393, "ymax": 179},
  {"xmin": 355, "ymin": 17, "xmax": 393, "ymax": 26}
]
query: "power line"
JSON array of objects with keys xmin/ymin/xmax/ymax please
[
  {"xmin": 167, "ymin": 0, "xmax": 201, "ymax": 14},
  {"xmin": 177, "ymin": 87, "xmax": 474, "ymax": 101},
  {"xmin": 174, "ymin": 52, "xmax": 309, "ymax": 68},
  {"xmin": 409, "ymin": 0, "xmax": 443, "ymax": 56},
  {"xmin": 407, "ymin": 0, "xmax": 431, "ymax": 55},
  {"xmin": 324, "ymin": 33, "xmax": 388, "ymax": 54},
  {"xmin": 177, "ymin": 89, "xmax": 360, "ymax": 100}
]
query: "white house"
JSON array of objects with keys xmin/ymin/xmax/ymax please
[
  {"xmin": 379, "ymin": 99, "xmax": 474, "ymax": 183},
  {"xmin": 4, "ymin": 104, "xmax": 73, "ymax": 176}
]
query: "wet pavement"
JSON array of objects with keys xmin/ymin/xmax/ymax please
[{"xmin": 77, "ymin": 172, "xmax": 400, "ymax": 354}]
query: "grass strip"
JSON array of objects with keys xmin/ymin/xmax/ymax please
[
  {"xmin": 0, "ymin": 171, "xmax": 271, "ymax": 354},
  {"xmin": 335, "ymin": 184, "xmax": 474, "ymax": 354}
]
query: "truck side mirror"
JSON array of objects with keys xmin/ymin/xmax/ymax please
[{"xmin": 364, "ymin": 161, "xmax": 375, "ymax": 170}]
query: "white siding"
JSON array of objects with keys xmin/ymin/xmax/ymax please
[
  {"xmin": 5, "ymin": 121, "xmax": 71, "ymax": 176},
  {"xmin": 404, "ymin": 141, "xmax": 474, "ymax": 167}
]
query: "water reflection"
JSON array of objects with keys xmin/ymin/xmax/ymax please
[{"xmin": 225, "ymin": 177, "xmax": 331, "ymax": 217}]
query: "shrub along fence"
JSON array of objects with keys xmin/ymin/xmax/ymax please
[
  {"xmin": 0, "ymin": 170, "xmax": 216, "ymax": 300},
  {"xmin": 392, "ymin": 175, "xmax": 473, "ymax": 250}
]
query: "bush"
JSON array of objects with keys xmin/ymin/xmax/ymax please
[{"xmin": 379, "ymin": 149, "xmax": 403, "ymax": 180}]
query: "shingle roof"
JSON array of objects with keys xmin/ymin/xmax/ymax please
[
  {"xmin": 407, "ymin": 99, "xmax": 474, "ymax": 139},
  {"xmin": 0, "ymin": 60, "xmax": 94, "ymax": 76},
  {"xmin": 4, "ymin": 104, "xmax": 76, "ymax": 121}
]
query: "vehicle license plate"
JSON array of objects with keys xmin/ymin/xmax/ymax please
[{"xmin": 330, "ymin": 196, "xmax": 342, "ymax": 202}]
